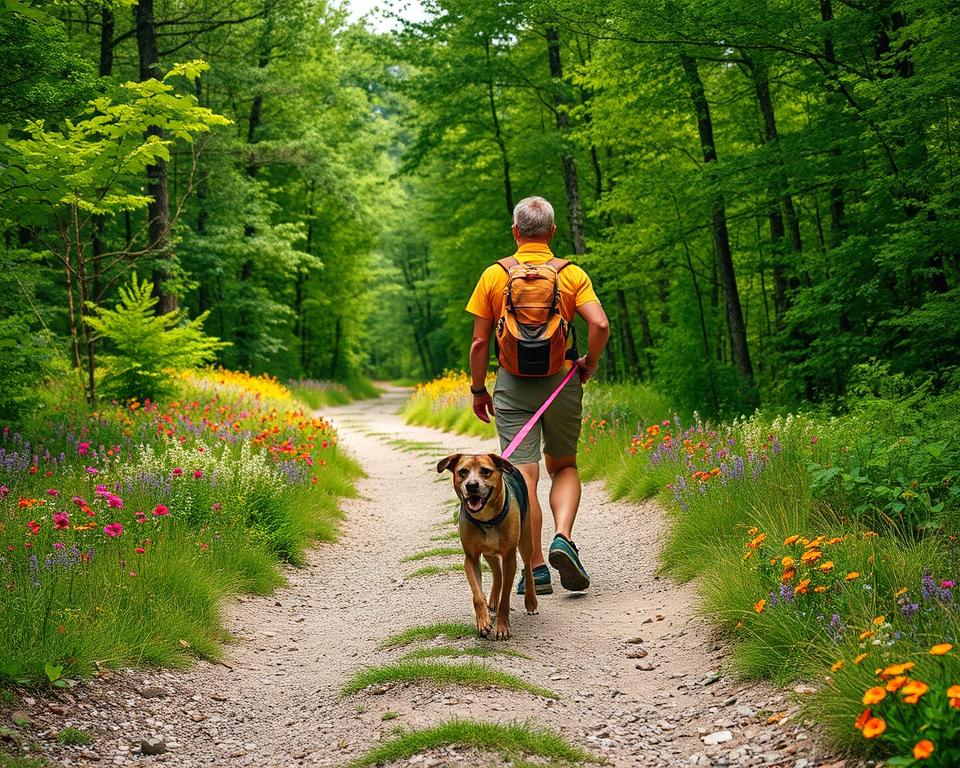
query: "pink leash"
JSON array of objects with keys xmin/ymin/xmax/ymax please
[{"xmin": 500, "ymin": 364, "xmax": 579, "ymax": 461}]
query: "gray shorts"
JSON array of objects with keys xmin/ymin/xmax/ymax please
[{"xmin": 493, "ymin": 367, "xmax": 583, "ymax": 465}]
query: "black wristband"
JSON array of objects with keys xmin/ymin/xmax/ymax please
[{"xmin": 470, "ymin": 385, "xmax": 488, "ymax": 396}]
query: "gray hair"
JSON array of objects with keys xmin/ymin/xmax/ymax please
[{"xmin": 512, "ymin": 196, "xmax": 555, "ymax": 239}]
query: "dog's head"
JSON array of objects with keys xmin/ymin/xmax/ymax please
[{"xmin": 436, "ymin": 453, "xmax": 515, "ymax": 514}]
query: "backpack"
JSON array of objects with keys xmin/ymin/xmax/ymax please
[{"xmin": 494, "ymin": 256, "xmax": 577, "ymax": 377}]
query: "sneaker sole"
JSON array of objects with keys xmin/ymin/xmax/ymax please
[
  {"xmin": 517, "ymin": 582, "xmax": 554, "ymax": 596},
  {"xmin": 549, "ymin": 548, "xmax": 590, "ymax": 592}
]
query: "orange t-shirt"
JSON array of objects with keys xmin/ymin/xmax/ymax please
[{"xmin": 465, "ymin": 243, "xmax": 600, "ymax": 321}]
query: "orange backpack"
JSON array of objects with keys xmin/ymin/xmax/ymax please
[{"xmin": 494, "ymin": 256, "xmax": 576, "ymax": 377}]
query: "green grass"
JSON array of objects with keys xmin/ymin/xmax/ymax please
[
  {"xmin": 404, "ymin": 561, "xmax": 489, "ymax": 579},
  {"xmin": 379, "ymin": 622, "xmax": 476, "ymax": 648},
  {"xmin": 56, "ymin": 727, "xmax": 93, "ymax": 746},
  {"xmin": 341, "ymin": 661, "xmax": 556, "ymax": 698},
  {"xmin": 401, "ymin": 395, "xmax": 497, "ymax": 439},
  {"xmin": 429, "ymin": 530, "xmax": 460, "ymax": 541},
  {"xmin": 348, "ymin": 719, "xmax": 597, "ymax": 767},
  {"xmin": 400, "ymin": 546, "xmax": 462, "ymax": 563},
  {"xmin": 386, "ymin": 438, "xmax": 447, "ymax": 455},
  {"xmin": 289, "ymin": 377, "xmax": 381, "ymax": 409},
  {"xmin": 400, "ymin": 645, "xmax": 527, "ymax": 661},
  {"xmin": 381, "ymin": 710, "xmax": 400, "ymax": 721},
  {"xmin": 0, "ymin": 757, "xmax": 54, "ymax": 768}
]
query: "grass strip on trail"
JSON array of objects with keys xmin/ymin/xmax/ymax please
[
  {"xmin": 400, "ymin": 646, "xmax": 527, "ymax": 661},
  {"xmin": 348, "ymin": 719, "xmax": 596, "ymax": 767},
  {"xmin": 341, "ymin": 661, "xmax": 556, "ymax": 698},
  {"xmin": 429, "ymin": 530, "xmax": 460, "ymax": 541},
  {"xmin": 404, "ymin": 561, "xmax": 489, "ymax": 579},
  {"xmin": 379, "ymin": 622, "xmax": 476, "ymax": 648},
  {"xmin": 400, "ymin": 546, "xmax": 462, "ymax": 562}
]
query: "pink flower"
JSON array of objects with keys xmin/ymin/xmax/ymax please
[
  {"xmin": 108, "ymin": 496, "xmax": 123, "ymax": 509},
  {"xmin": 53, "ymin": 512, "xmax": 69, "ymax": 530},
  {"xmin": 46, "ymin": 488, "xmax": 60, "ymax": 497},
  {"xmin": 942, "ymin": 580, "xmax": 956, "ymax": 589},
  {"xmin": 135, "ymin": 547, "xmax": 145, "ymax": 554},
  {"xmin": 104, "ymin": 523, "xmax": 123, "ymax": 538},
  {"xmin": 172, "ymin": 467, "xmax": 183, "ymax": 477},
  {"xmin": 77, "ymin": 442, "xmax": 90, "ymax": 455},
  {"xmin": 53, "ymin": 542, "xmax": 64, "ymax": 550},
  {"xmin": 86, "ymin": 466, "xmax": 98, "ymax": 475},
  {"xmin": 152, "ymin": 504, "xmax": 169, "ymax": 517},
  {"xmin": 193, "ymin": 469, "xmax": 203, "ymax": 479},
  {"xmin": 0, "ymin": 485, "xmax": 8, "ymax": 498},
  {"xmin": 135, "ymin": 511, "xmax": 147, "ymax": 524},
  {"xmin": 212, "ymin": 502, "xmax": 222, "ymax": 511}
]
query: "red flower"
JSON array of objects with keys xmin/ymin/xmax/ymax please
[
  {"xmin": 152, "ymin": 504, "xmax": 169, "ymax": 517},
  {"xmin": 26, "ymin": 520, "xmax": 40, "ymax": 535}
]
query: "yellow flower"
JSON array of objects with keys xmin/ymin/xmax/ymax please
[
  {"xmin": 872, "ymin": 615, "xmax": 886, "ymax": 626},
  {"xmin": 831, "ymin": 660, "xmax": 844, "ymax": 672},
  {"xmin": 845, "ymin": 572, "xmax": 860, "ymax": 581},
  {"xmin": 894, "ymin": 587, "xmax": 908, "ymax": 598},
  {"xmin": 854, "ymin": 653, "xmax": 868, "ymax": 664},
  {"xmin": 814, "ymin": 585, "xmax": 828, "ymax": 593},
  {"xmin": 862, "ymin": 687, "xmax": 886, "ymax": 705},
  {"xmin": 783, "ymin": 534, "xmax": 800, "ymax": 545},
  {"xmin": 913, "ymin": 740, "xmax": 934, "ymax": 760},
  {"xmin": 742, "ymin": 551, "xmax": 754, "ymax": 561},
  {"xmin": 819, "ymin": 561, "xmax": 835, "ymax": 573},
  {"xmin": 929, "ymin": 643, "xmax": 953, "ymax": 656},
  {"xmin": 859, "ymin": 630, "xmax": 875, "ymax": 641},
  {"xmin": 862, "ymin": 716, "xmax": 886, "ymax": 739},
  {"xmin": 781, "ymin": 556, "xmax": 795, "ymax": 569},
  {"xmin": 754, "ymin": 598, "xmax": 766, "ymax": 613}
]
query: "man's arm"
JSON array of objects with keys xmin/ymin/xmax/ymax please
[
  {"xmin": 575, "ymin": 302, "xmax": 610, "ymax": 383},
  {"xmin": 469, "ymin": 315, "xmax": 496, "ymax": 422}
]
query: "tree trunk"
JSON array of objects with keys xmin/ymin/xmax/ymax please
[
  {"xmin": 134, "ymin": 0, "xmax": 177, "ymax": 314},
  {"xmin": 545, "ymin": 26, "xmax": 586, "ymax": 254},
  {"xmin": 483, "ymin": 36, "xmax": 514, "ymax": 218},
  {"xmin": 679, "ymin": 52, "xmax": 755, "ymax": 393},
  {"xmin": 615, "ymin": 289, "xmax": 640, "ymax": 376},
  {"xmin": 99, "ymin": 7, "xmax": 114, "ymax": 77},
  {"xmin": 820, "ymin": 0, "xmax": 846, "ymax": 244}
]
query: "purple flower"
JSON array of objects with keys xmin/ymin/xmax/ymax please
[
  {"xmin": 779, "ymin": 583, "xmax": 794, "ymax": 603},
  {"xmin": 901, "ymin": 602, "xmax": 919, "ymax": 620}
]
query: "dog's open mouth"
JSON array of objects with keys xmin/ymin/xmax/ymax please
[{"xmin": 464, "ymin": 491, "xmax": 491, "ymax": 514}]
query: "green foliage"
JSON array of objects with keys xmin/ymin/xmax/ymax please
[
  {"xmin": 56, "ymin": 727, "xmax": 93, "ymax": 746},
  {"xmin": 85, "ymin": 274, "xmax": 226, "ymax": 400},
  {"xmin": 341, "ymin": 660, "xmax": 556, "ymax": 698}
]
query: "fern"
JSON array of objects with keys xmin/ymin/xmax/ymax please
[{"xmin": 85, "ymin": 274, "xmax": 227, "ymax": 400}]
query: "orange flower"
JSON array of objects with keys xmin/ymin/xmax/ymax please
[
  {"xmin": 929, "ymin": 643, "xmax": 953, "ymax": 656},
  {"xmin": 754, "ymin": 598, "xmax": 766, "ymax": 613},
  {"xmin": 913, "ymin": 740, "xmax": 934, "ymax": 760},
  {"xmin": 783, "ymin": 534, "xmax": 800, "ymax": 545},
  {"xmin": 748, "ymin": 526, "xmax": 759, "ymax": 536},
  {"xmin": 880, "ymin": 662, "xmax": 915, "ymax": 677},
  {"xmin": 819, "ymin": 561, "xmax": 835, "ymax": 573},
  {"xmin": 742, "ymin": 551, "xmax": 754, "ymax": 561},
  {"xmin": 873, "ymin": 615, "xmax": 886, "ymax": 626},
  {"xmin": 894, "ymin": 587, "xmax": 908, "ymax": 598},
  {"xmin": 947, "ymin": 685, "xmax": 960, "ymax": 698},
  {"xmin": 801, "ymin": 549, "xmax": 823, "ymax": 564},
  {"xmin": 830, "ymin": 660, "xmax": 844, "ymax": 672},
  {"xmin": 782, "ymin": 569, "xmax": 796, "ymax": 583},
  {"xmin": 804, "ymin": 536, "xmax": 825, "ymax": 550},
  {"xmin": 781, "ymin": 556, "xmax": 795, "ymax": 569},
  {"xmin": 814, "ymin": 585, "xmax": 828, "ymax": 593},
  {"xmin": 862, "ymin": 717, "xmax": 886, "ymax": 739},
  {"xmin": 796, "ymin": 578, "xmax": 811, "ymax": 595},
  {"xmin": 951, "ymin": 697, "xmax": 960, "ymax": 710},
  {"xmin": 827, "ymin": 537, "xmax": 843, "ymax": 545},
  {"xmin": 854, "ymin": 708, "xmax": 871, "ymax": 730},
  {"xmin": 885, "ymin": 676, "xmax": 909, "ymax": 692},
  {"xmin": 859, "ymin": 630, "xmax": 875, "ymax": 641},
  {"xmin": 854, "ymin": 653, "xmax": 868, "ymax": 664},
  {"xmin": 901, "ymin": 680, "xmax": 929, "ymax": 704},
  {"xmin": 862, "ymin": 687, "xmax": 886, "ymax": 705},
  {"xmin": 748, "ymin": 533, "xmax": 766, "ymax": 549},
  {"xmin": 845, "ymin": 572, "xmax": 860, "ymax": 581}
]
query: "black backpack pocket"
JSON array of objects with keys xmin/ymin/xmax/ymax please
[{"xmin": 517, "ymin": 338, "xmax": 551, "ymax": 375}]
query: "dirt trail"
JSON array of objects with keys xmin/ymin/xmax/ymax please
[{"xmin": 30, "ymin": 387, "xmax": 837, "ymax": 768}]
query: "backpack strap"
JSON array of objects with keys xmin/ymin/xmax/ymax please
[
  {"xmin": 497, "ymin": 256, "xmax": 520, "ymax": 272},
  {"xmin": 547, "ymin": 257, "xmax": 570, "ymax": 272}
]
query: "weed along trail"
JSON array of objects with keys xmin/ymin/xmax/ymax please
[{"xmin": 32, "ymin": 388, "xmax": 833, "ymax": 768}]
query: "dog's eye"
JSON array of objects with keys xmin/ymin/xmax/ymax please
[
  {"xmin": 457, "ymin": 468, "xmax": 468, "ymax": 478},
  {"xmin": 480, "ymin": 468, "xmax": 492, "ymax": 477}
]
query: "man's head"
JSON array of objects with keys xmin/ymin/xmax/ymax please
[{"xmin": 512, "ymin": 196, "xmax": 557, "ymax": 244}]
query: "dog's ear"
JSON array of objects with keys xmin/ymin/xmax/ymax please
[
  {"xmin": 436, "ymin": 454, "xmax": 461, "ymax": 474},
  {"xmin": 489, "ymin": 454, "xmax": 516, "ymax": 475}
]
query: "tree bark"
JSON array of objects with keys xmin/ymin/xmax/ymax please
[
  {"xmin": 134, "ymin": 0, "xmax": 177, "ymax": 314},
  {"xmin": 679, "ymin": 52, "xmax": 755, "ymax": 392},
  {"xmin": 483, "ymin": 36, "xmax": 514, "ymax": 218},
  {"xmin": 615, "ymin": 289, "xmax": 640, "ymax": 376},
  {"xmin": 545, "ymin": 26, "xmax": 586, "ymax": 254},
  {"xmin": 820, "ymin": 0, "xmax": 846, "ymax": 244}
]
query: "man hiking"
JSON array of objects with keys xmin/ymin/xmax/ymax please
[{"xmin": 466, "ymin": 195, "xmax": 610, "ymax": 595}]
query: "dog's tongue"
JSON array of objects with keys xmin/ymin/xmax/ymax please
[{"xmin": 465, "ymin": 495, "xmax": 484, "ymax": 512}]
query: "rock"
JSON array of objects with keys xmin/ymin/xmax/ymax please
[
  {"xmin": 48, "ymin": 704, "xmax": 69, "ymax": 715},
  {"xmin": 80, "ymin": 750, "xmax": 100, "ymax": 761},
  {"xmin": 689, "ymin": 753, "xmax": 711, "ymax": 766},
  {"xmin": 792, "ymin": 683, "xmax": 816, "ymax": 695},
  {"xmin": 10, "ymin": 711, "xmax": 31, "ymax": 727},
  {"xmin": 635, "ymin": 663, "xmax": 655, "ymax": 671},
  {"xmin": 190, "ymin": 712, "xmax": 207, "ymax": 722},
  {"xmin": 139, "ymin": 687, "xmax": 167, "ymax": 699},
  {"xmin": 625, "ymin": 636, "xmax": 644, "ymax": 644},
  {"xmin": 795, "ymin": 760, "xmax": 809, "ymax": 768},
  {"xmin": 735, "ymin": 705, "xmax": 755, "ymax": 718},
  {"xmin": 626, "ymin": 649, "xmax": 648, "ymax": 659},
  {"xmin": 702, "ymin": 730, "xmax": 733, "ymax": 746},
  {"xmin": 370, "ymin": 684, "xmax": 390, "ymax": 695},
  {"xmin": 140, "ymin": 738, "xmax": 168, "ymax": 755},
  {"xmin": 766, "ymin": 711, "xmax": 787, "ymax": 724}
]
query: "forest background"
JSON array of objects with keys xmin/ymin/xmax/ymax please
[{"xmin": 3, "ymin": 0, "xmax": 958, "ymax": 419}]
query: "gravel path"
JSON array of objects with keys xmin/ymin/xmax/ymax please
[{"xmin": 19, "ymin": 387, "xmax": 841, "ymax": 768}]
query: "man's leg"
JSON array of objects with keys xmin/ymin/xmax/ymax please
[
  {"xmin": 544, "ymin": 454, "xmax": 580, "ymax": 539},
  {"xmin": 514, "ymin": 462, "xmax": 545, "ymax": 568}
]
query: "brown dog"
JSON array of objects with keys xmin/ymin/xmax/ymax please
[{"xmin": 436, "ymin": 453, "xmax": 538, "ymax": 640}]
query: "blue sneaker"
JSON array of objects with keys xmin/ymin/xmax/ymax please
[
  {"xmin": 548, "ymin": 534, "xmax": 590, "ymax": 591},
  {"xmin": 517, "ymin": 564, "xmax": 553, "ymax": 595}
]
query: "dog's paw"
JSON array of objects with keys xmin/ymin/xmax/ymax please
[
  {"xmin": 525, "ymin": 596, "xmax": 538, "ymax": 615},
  {"xmin": 493, "ymin": 620, "xmax": 510, "ymax": 640},
  {"xmin": 476, "ymin": 613, "xmax": 492, "ymax": 638}
]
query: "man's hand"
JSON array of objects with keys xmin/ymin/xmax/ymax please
[
  {"xmin": 575, "ymin": 355, "xmax": 599, "ymax": 384},
  {"xmin": 472, "ymin": 392, "xmax": 495, "ymax": 423}
]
